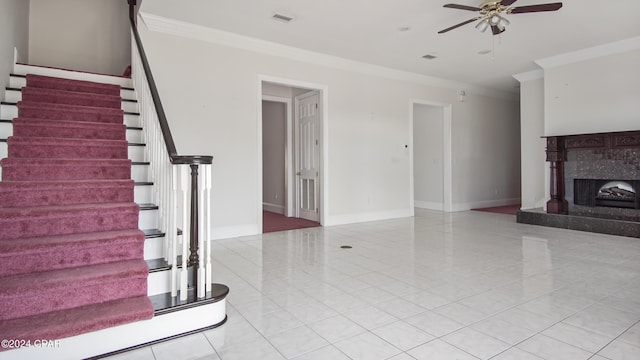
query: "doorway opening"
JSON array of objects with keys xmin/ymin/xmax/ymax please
[
  {"xmin": 410, "ymin": 101, "xmax": 453, "ymax": 213},
  {"xmin": 260, "ymin": 79, "xmax": 326, "ymax": 233}
]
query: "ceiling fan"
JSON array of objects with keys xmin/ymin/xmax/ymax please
[{"xmin": 438, "ymin": 0, "xmax": 563, "ymax": 35}]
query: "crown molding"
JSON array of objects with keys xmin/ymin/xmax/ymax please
[
  {"xmin": 535, "ymin": 36, "xmax": 640, "ymax": 69},
  {"xmin": 139, "ymin": 12, "xmax": 518, "ymax": 102},
  {"xmin": 513, "ymin": 69, "xmax": 544, "ymax": 83}
]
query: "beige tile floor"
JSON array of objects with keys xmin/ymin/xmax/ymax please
[{"xmin": 106, "ymin": 209, "xmax": 640, "ymax": 360}]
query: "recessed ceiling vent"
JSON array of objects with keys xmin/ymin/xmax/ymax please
[
  {"xmin": 422, "ymin": 54, "xmax": 437, "ymax": 60},
  {"xmin": 272, "ymin": 13, "xmax": 293, "ymax": 23}
]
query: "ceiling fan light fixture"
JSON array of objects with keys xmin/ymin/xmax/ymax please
[
  {"xmin": 497, "ymin": 17, "xmax": 510, "ymax": 31},
  {"xmin": 489, "ymin": 13, "xmax": 501, "ymax": 25},
  {"xmin": 475, "ymin": 19, "xmax": 489, "ymax": 32}
]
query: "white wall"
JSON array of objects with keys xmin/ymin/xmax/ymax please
[
  {"xmin": 413, "ymin": 104, "xmax": 444, "ymax": 209},
  {"xmin": 0, "ymin": 0, "xmax": 29, "ymax": 100},
  {"xmin": 262, "ymin": 100, "xmax": 286, "ymax": 213},
  {"xmin": 28, "ymin": 0, "xmax": 130, "ymax": 75},
  {"xmin": 516, "ymin": 73, "xmax": 546, "ymax": 210},
  {"xmin": 137, "ymin": 17, "xmax": 520, "ymax": 235},
  {"xmin": 450, "ymin": 94, "xmax": 521, "ymax": 210},
  {"xmin": 543, "ymin": 49, "xmax": 640, "ymax": 136}
]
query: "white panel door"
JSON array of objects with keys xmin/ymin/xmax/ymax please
[{"xmin": 295, "ymin": 91, "xmax": 320, "ymax": 222}]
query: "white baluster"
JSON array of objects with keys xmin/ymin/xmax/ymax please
[
  {"xmin": 198, "ymin": 165, "xmax": 206, "ymax": 298},
  {"xmin": 205, "ymin": 164, "xmax": 212, "ymax": 294},
  {"xmin": 180, "ymin": 165, "xmax": 189, "ymax": 301},
  {"xmin": 170, "ymin": 166, "xmax": 178, "ymax": 297}
]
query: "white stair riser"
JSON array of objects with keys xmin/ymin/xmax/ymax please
[
  {"xmin": 0, "ymin": 123, "xmax": 10, "ymax": 138},
  {"xmin": 127, "ymin": 129, "xmax": 143, "ymax": 143},
  {"xmin": 8, "ymin": 76, "xmax": 24, "ymax": 88},
  {"xmin": 131, "ymin": 164, "xmax": 149, "ymax": 182},
  {"xmin": 134, "ymin": 185, "xmax": 152, "ymax": 203},
  {"xmin": 144, "ymin": 237, "xmax": 165, "ymax": 261},
  {"xmin": 125, "ymin": 114, "xmax": 140, "ymax": 127},
  {"xmin": 0, "ymin": 104, "xmax": 17, "ymax": 119},
  {"xmin": 139, "ymin": 208, "xmax": 158, "ymax": 229},
  {"xmin": 4, "ymin": 89, "xmax": 20, "ymax": 103},
  {"xmin": 128, "ymin": 146, "xmax": 146, "ymax": 162},
  {"xmin": 147, "ymin": 270, "xmax": 172, "ymax": 295},
  {"xmin": 0, "ymin": 142, "xmax": 6, "ymax": 162},
  {"xmin": 13, "ymin": 64, "xmax": 133, "ymax": 88}
]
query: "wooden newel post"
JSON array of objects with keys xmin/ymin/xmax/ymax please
[
  {"xmin": 545, "ymin": 136, "xmax": 568, "ymax": 214},
  {"xmin": 127, "ymin": 0, "xmax": 137, "ymax": 22},
  {"xmin": 188, "ymin": 164, "xmax": 200, "ymax": 296}
]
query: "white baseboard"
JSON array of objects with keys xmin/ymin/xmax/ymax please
[
  {"xmin": 414, "ymin": 201, "xmax": 444, "ymax": 211},
  {"xmin": 451, "ymin": 197, "xmax": 521, "ymax": 212},
  {"xmin": 211, "ymin": 224, "xmax": 260, "ymax": 240},
  {"xmin": 263, "ymin": 202, "xmax": 284, "ymax": 214},
  {"xmin": 325, "ymin": 208, "xmax": 413, "ymax": 227}
]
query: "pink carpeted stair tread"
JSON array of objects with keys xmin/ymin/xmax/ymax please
[
  {"xmin": 22, "ymin": 86, "xmax": 122, "ymax": 109},
  {"xmin": 0, "ymin": 296, "xmax": 153, "ymax": 344},
  {"xmin": 0, "ymin": 259, "xmax": 149, "ymax": 320},
  {"xmin": 0, "ymin": 179, "xmax": 134, "ymax": 207},
  {"xmin": 26, "ymin": 73, "xmax": 122, "ymax": 96},
  {"xmin": 0, "ymin": 229, "xmax": 145, "ymax": 277},
  {"xmin": 0, "ymin": 158, "xmax": 132, "ymax": 181},
  {"xmin": 0, "ymin": 202, "xmax": 140, "ymax": 240},
  {"xmin": 17, "ymin": 101, "xmax": 124, "ymax": 124},
  {"xmin": 12, "ymin": 117, "xmax": 126, "ymax": 140},
  {"xmin": 7, "ymin": 136, "xmax": 128, "ymax": 159}
]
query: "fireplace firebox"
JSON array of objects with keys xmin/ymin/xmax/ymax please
[{"xmin": 574, "ymin": 179, "xmax": 640, "ymax": 209}]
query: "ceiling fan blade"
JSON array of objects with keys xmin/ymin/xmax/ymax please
[
  {"xmin": 500, "ymin": 0, "xmax": 519, "ymax": 6},
  {"xmin": 437, "ymin": 17, "xmax": 479, "ymax": 34},
  {"xmin": 491, "ymin": 25, "xmax": 505, "ymax": 35},
  {"xmin": 510, "ymin": 3, "xmax": 563, "ymax": 14},
  {"xmin": 443, "ymin": 3, "xmax": 482, "ymax": 11}
]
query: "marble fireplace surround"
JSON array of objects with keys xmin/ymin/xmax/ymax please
[{"xmin": 517, "ymin": 130, "xmax": 640, "ymax": 238}]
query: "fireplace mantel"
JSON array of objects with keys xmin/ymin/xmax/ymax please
[{"xmin": 544, "ymin": 130, "xmax": 640, "ymax": 214}]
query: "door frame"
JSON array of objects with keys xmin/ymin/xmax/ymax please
[
  {"xmin": 262, "ymin": 95, "xmax": 293, "ymax": 217},
  {"xmin": 409, "ymin": 99, "xmax": 453, "ymax": 212},
  {"xmin": 258, "ymin": 75, "xmax": 329, "ymax": 229}
]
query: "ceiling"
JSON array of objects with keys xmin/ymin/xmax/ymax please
[{"xmin": 140, "ymin": 0, "xmax": 640, "ymax": 94}]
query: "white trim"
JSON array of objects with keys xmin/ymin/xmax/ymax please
[
  {"xmin": 140, "ymin": 12, "xmax": 517, "ymax": 102},
  {"xmin": 326, "ymin": 208, "xmax": 413, "ymax": 227},
  {"xmin": 12, "ymin": 64, "xmax": 132, "ymax": 87},
  {"xmin": 263, "ymin": 202, "xmax": 285, "ymax": 214},
  {"xmin": 451, "ymin": 198, "xmax": 521, "ymax": 212},
  {"xmin": 211, "ymin": 224, "xmax": 260, "ymax": 240},
  {"xmin": 535, "ymin": 36, "xmax": 640, "ymax": 69},
  {"xmin": 0, "ymin": 301, "xmax": 226, "ymax": 360},
  {"xmin": 409, "ymin": 99, "xmax": 453, "ymax": 213},
  {"xmin": 414, "ymin": 201, "xmax": 444, "ymax": 211},
  {"xmin": 258, "ymin": 75, "xmax": 329, "ymax": 227},
  {"xmin": 513, "ymin": 69, "xmax": 544, "ymax": 83},
  {"xmin": 262, "ymin": 95, "xmax": 294, "ymax": 217}
]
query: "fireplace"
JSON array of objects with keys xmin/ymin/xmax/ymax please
[
  {"xmin": 517, "ymin": 130, "xmax": 640, "ymax": 238},
  {"xmin": 574, "ymin": 179, "xmax": 639, "ymax": 209}
]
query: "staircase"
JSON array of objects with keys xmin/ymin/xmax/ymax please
[{"xmin": 0, "ymin": 64, "xmax": 227, "ymax": 359}]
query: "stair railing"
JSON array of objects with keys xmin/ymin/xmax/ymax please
[{"xmin": 127, "ymin": 0, "xmax": 212, "ymax": 300}]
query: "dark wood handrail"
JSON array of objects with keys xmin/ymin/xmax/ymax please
[{"xmin": 127, "ymin": 0, "xmax": 212, "ymax": 166}]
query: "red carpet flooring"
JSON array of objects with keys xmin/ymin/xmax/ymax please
[
  {"xmin": 471, "ymin": 204, "xmax": 521, "ymax": 215},
  {"xmin": 263, "ymin": 211, "xmax": 320, "ymax": 233}
]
